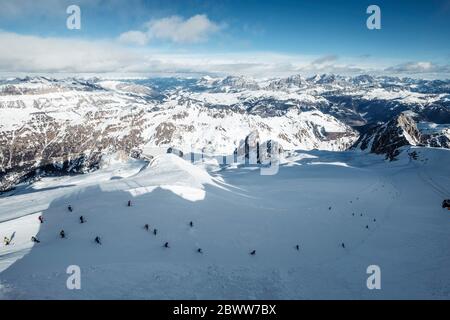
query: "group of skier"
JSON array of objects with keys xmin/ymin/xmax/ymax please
[
  {"xmin": 143, "ymin": 220, "xmax": 203, "ymax": 252},
  {"xmin": 1, "ymin": 199, "xmax": 303, "ymax": 255},
  {"xmin": 1, "ymin": 198, "xmax": 370, "ymax": 254},
  {"xmin": 13, "ymin": 205, "xmax": 102, "ymax": 246},
  {"xmin": 59, "ymin": 206, "xmax": 100, "ymax": 244}
]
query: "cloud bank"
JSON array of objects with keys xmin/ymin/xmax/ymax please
[
  {"xmin": 0, "ymin": 31, "xmax": 449, "ymax": 79},
  {"xmin": 385, "ymin": 61, "xmax": 450, "ymax": 74}
]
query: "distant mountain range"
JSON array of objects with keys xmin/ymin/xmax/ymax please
[{"xmin": 1, "ymin": 74, "xmax": 449, "ymax": 191}]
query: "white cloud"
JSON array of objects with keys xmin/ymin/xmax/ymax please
[
  {"xmin": 146, "ymin": 14, "xmax": 221, "ymax": 43},
  {"xmin": 118, "ymin": 30, "xmax": 148, "ymax": 46},
  {"xmin": 312, "ymin": 55, "xmax": 339, "ymax": 65},
  {"xmin": 385, "ymin": 61, "xmax": 450, "ymax": 74},
  {"xmin": 0, "ymin": 31, "xmax": 140, "ymax": 73},
  {"xmin": 117, "ymin": 14, "xmax": 223, "ymax": 46},
  {"xmin": 0, "ymin": 31, "xmax": 449, "ymax": 79}
]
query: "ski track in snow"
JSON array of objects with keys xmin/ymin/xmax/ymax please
[{"xmin": 0, "ymin": 149, "xmax": 449, "ymax": 299}]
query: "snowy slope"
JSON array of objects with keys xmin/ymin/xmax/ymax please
[{"xmin": 0, "ymin": 147, "xmax": 449, "ymax": 299}]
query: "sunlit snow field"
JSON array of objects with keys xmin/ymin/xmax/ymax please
[{"xmin": 0, "ymin": 148, "xmax": 449, "ymax": 299}]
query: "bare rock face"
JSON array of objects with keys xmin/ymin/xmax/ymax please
[
  {"xmin": 427, "ymin": 135, "xmax": 450, "ymax": 148},
  {"xmin": 0, "ymin": 125, "xmax": 143, "ymax": 192},
  {"xmin": 353, "ymin": 112, "xmax": 450, "ymax": 160},
  {"xmin": 354, "ymin": 113, "xmax": 420, "ymax": 160},
  {"xmin": 0, "ymin": 106, "xmax": 146, "ymax": 192}
]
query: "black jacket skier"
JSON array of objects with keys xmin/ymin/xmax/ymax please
[
  {"xmin": 189, "ymin": 221, "xmax": 193, "ymax": 227},
  {"xmin": 80, "ymin": 216, "xmax": 85, "ymax": 224},
  {"xmin": 197, "ymin": 248, "xmax": 202, "ymax": 253},
  {"xmin": 153, "ymin": 229, "xmax": 158, "ymax": 235},
  {"xmin": 60, "ymin": 230, "xmax": 66, "ymax": 238},
  {"xmin": 31, "ymin": 236, "xmax": 40, "ymax": 243},
  {"xmin": 250, "ymin": 250, "xmax": 256, "ymax": 255},
  {"xmin": 95, "ymin": 236, "xmax": 101, "ymax": 245},
  {"xmin": 127, "ymin": 200, "xmax": 132, "ymax": 207},
  {"xmin": 68, "ymin": 205, "xmax": 73, "ymax": 212},
  {"xmin": 164, "ymin": 242, "xmax": 169, "ymax": 248},
  {"xmin": 144, "ymin": 224, "xmax": 149, "ymax": 231}
]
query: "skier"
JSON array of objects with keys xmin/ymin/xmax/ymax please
[
  {"xmin": 4, "ymin": 236, "xmax": 10, "ymax": 246},
  {"xmin": 153, "ymin": 229, "xmax": 158, "ymax": 236},
  {"xmin": 60, "ymin": 230, "xmax": 66, "ymax": 239},
  {"xmin": 189, "ymin": 221, "xmax": 193, "ymax": 227},
  {"xmin": 197, "ymin": 248, "xmax": 203, "ymax": 254},
  {"xmin": 127, "ymin": 200, "xmax": 132, "ymax": 207},
  {"xmin": 250, "ymin": 250, "xmax": 256, "ymax": 255},
  {"xmin": 341, "ymin": 243, "xmax": 345, "ymax": 248},
  {"xmin": 329, "ymin": 206, "xmax": 332, "ymax": 210},
  {"xmin": 373, "ymin": 218, "xmax": 376, "ymax": 222},
  {"xmin": 366, "ymin": 225, "xmax": 369, "ymax": 229},
  {"xmin": 80, "ymin": 216, "xmax": 85, "ymax": 224},
  {"xmin": 295, "ymin": 245, "xmax": 300, "ymax": 251},
  {"xmin": 68, "ymin": 205, "xmax": 73, "ymax": 212},
  {"xmin": 31, "ymin": 236, "xmax": 40, "ymax": 243},
  {"xmin": 144, "ymin": 224, "xmax": 149, "ymax": 231},
  {"xmin": 442, "ymin": 199, "xmax": 450, "ymax": 209},
  {"xmin": 38, "ymin": 216, "xmax": 44, "ymax": 223},
  {"xmin": 95, "ymin": 236, "xmax": 101, "ymax": 245},
  {"xmin": 164, "ymin": 242, "xmax": 169, "ymax": 248}
]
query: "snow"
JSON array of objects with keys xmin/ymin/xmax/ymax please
[
  {"xmin": 417, "ymin": 122, "xmax": 450, "ymax": 136},
  {"xmin": 0, "ymin": 79, "xmax": 357, "ymax": 156},
  {"xmin": 188, "ymin": 90, "xmax": 326, "ymax": 106},
  {"xmin": 0, "ymin": 109, "xmax": 36, "ymax": 131},
  {"xmin": 361, "ymin": 88, "xmax": 440, "ymax": 105},
  {"xmin": 1, "ymin": 147, "xmax": 449, "ymax": 299}
]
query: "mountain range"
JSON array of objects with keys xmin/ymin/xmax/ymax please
[{"xmin": 1, "ymin": 74, "xmax": 449, "ymax": 192}]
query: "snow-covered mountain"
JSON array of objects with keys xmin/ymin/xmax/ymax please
[
  {"xmin": 1, "ymin": 74, "xmax": 449, "ymax": 191},
  {"xmin": 354, "ymin": 112, "xmax": 450, "ymax": 160}
]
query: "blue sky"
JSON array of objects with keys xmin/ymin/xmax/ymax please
[{"xmin": 0, "ymin": 0, "xmax": 449, "ymax": 77}]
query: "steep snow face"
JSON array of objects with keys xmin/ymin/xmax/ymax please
[
  {"xmin": 123, "ymin": 154, "xmax": 220, "ymax": 201},
  {"xmin": 0, "ymin": 147, "xmax": 449, "ymax": 299}
]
